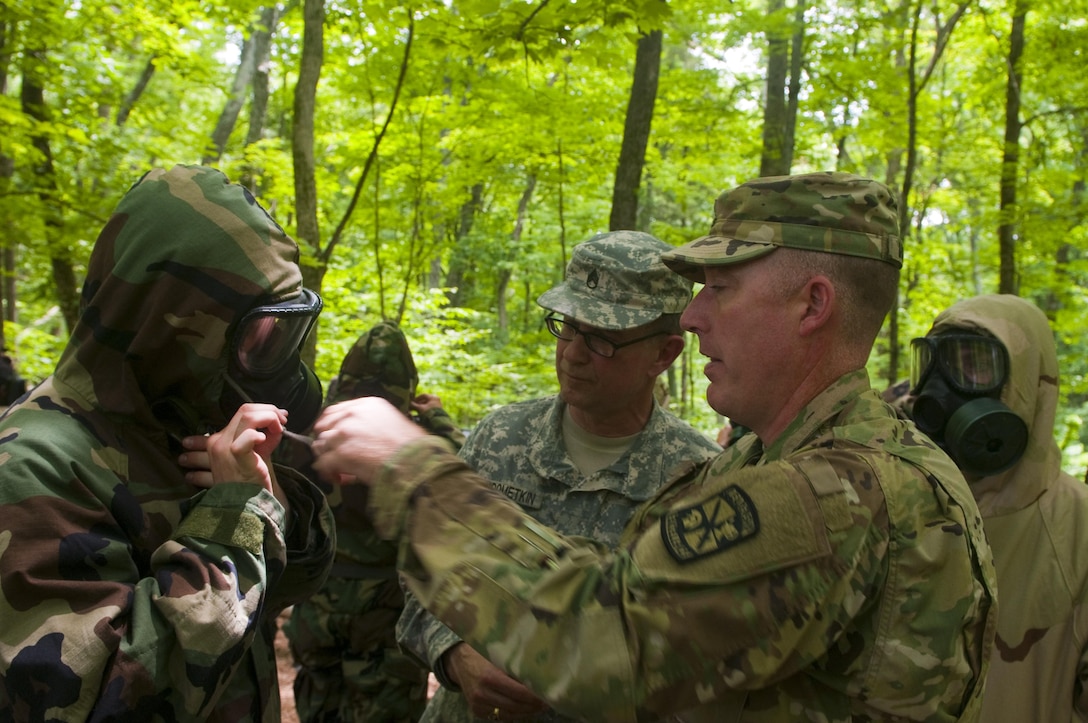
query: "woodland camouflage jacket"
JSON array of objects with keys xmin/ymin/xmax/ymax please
[
  {"xmin": 0, "ymin": 165, "xmax": 335, "ymax": 721},
  {"xmin": 367, "ymin": 369, "xmax": 997, "ymax": 722}
]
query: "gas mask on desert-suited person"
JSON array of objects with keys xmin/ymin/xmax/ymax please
[
  {"xmin": 219, "ymin": 287, "xmax": 324, "ymax": 433},
  {"xmin": 908, "ymin": 331, "xmax": 1028, "ymax": 478}
]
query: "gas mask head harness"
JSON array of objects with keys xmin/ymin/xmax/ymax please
[
  {"xmin": 909, "ymin": 331, "xmax": 1028, "ymax": 477},
  {"xmin": 220, "ymin": 287, "xmax": 324, "ymax": 432}
]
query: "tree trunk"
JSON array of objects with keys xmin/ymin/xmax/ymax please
[
  {"xmin": 116, "ymin": 59, "xmax": 155, "ymax": 127},
  {"xmin": 609, "ymin": 28, "xmax": 661, "ymax": 231},
  {"xmin": 293, "ymin": 0, "xmax": 324, "ymax": 365},
  {"xmin": 22, "ymin": 49, "xmax": 79, "ymax": 334},
  {"xmin": 782, "ymin": 0, "xmax": 805, "ymax": 172},
  {"xmin": 760, "ymin": 0, "xmax": 789, "ymax": 177},
  {"xmin": 246, "ymin": 5, "xmax": 282, "ymax": 146},
  {"xmin": 998, "ymin": 3, "xmax": 1026, "ymax": 295},
  {"xmin": 497, "ymin": 176, "xmax": 536, "ymax": 336},
  {"xmin": 445, "ymin": 183, "xmax": 483, "ymax": 307}
]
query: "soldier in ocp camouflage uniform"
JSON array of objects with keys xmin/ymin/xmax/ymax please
[
  {"xmin": 0, "ymin": 165, "xmax": 335, "ymax": 720},
  {"xmin": 906, "ymin": 294, "xmax": 1088, "ymax": 722},
  {"xmin": 283, "ymin": 320, "xmax": 464, "ymax": 723},
  {"xmin": 397, "ymin": 231, "xmax": 721, "ymax": 722},
  {"xmin": 309, "ymin": 171, "xmax": 998, "ymax": 722}
]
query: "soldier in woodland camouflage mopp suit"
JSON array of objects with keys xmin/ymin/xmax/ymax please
[
  {"xmin": 309, "ymin": 171, "xmax": 998, "ymax": 722},
  {"xmin": 0, "ymin": 165, "xmax": 335, "ymax": 721},
  {"xmin": 283, "ymin": 320, "xmax": 463, "ymax": 723}
]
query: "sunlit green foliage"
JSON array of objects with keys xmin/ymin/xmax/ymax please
[{"xmin": 2, "ymin": 0, "xmax": 1086, "ymax": 475}]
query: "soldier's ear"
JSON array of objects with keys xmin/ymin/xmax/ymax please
[
  {"xmin": 797, "ymin": 275, "xmax": 834, "ymax": 337},
  {"xmin": 650, "ymin": 334, "xmax": 685, "ymax": 376}
]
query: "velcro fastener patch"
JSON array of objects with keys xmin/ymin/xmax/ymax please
[{"xmin": 660, "ymin": 485, "xmax": 760, "ymax": 563}]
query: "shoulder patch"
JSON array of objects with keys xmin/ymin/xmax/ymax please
[{"xmin": 660, "ymin": 485, "xmax": 760, "ymax": 563}]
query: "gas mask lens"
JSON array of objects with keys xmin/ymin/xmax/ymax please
[
  {"xmin": 233, "ymin": 288, "xmax": 322, "ymax": 377},
  {"xmin": 909, "ymin": 333, "xmax": 1008, "ymax": 395}
]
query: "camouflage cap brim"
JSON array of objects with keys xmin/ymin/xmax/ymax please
[
  {"xmin": 662, "ymin": 172, "xmax": 902, "ymax": 282},
  {"xmin": 537, "ymin": 283, "xmax": 669, "ymax": 331},
  {"xmin": 537, "ymin": 230, "xmax": 692, "ymax": 331}
]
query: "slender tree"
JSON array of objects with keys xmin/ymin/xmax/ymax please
[
  {"xmin": 609, "ymin": 28, "xmax": 662, "ymax": 231},
  {"xmin": 998, "ymin": 0, "xmax": 1027, "ymax": 294}
]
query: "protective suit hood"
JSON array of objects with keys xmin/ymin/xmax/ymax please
[
  {"xmin": 54, "ymin": 165, "xmax": 306, "ymax": 434},
  {"xmin": 325, "ymin": 321, "xmax": 419, "ymax": 412},
  {"xmin": 928, "ymin": 293, "xmax": 1061, "ymax": 515}
]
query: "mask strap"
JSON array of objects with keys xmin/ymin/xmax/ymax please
[{"xmin": 224, "ymin": 374, "xmax": 255, "ymax": 403}]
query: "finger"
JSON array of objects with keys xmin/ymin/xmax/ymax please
[
  {"xmin": 177, "ymin": 450, "xmax": 212, "ymax": 470},
  {"xmin": 185, "ymin": 469, "xmax": 215, "ymax": 488},
  {"xmin": 181, "ymin": 435, "xmax": 210, "ymax": 452}
]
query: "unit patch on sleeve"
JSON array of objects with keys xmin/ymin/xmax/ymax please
[{"xmin": 660, "ymin": 485, "xmax": 760, "ymax": 563}]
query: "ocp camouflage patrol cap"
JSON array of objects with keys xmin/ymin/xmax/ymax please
[
  {"xmin": 536, "ymin": 230, "xmax": 693, "ymax": 331},
  {"xmin": 661, "ymin": 172, "xmax": 902, "ymax": 282}
]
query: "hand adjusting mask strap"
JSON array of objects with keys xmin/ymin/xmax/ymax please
[
  {"xmin": 909, "ymin": 332, "xmax": 1027, "ymax": 477},
  {"xmin": 222, "ymin": 288, "xmax": 324, "ymax": 432}
]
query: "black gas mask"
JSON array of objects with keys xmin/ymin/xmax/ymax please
[
  {"xmin": 909, "ymin": 332, "xmax": 1028, "ymax": 477},
  {"xmin": 220, "ymin": 288, "xmax": 324, "ymax": 432}
]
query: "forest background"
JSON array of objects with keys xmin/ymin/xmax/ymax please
[{"xmin": 2, "ymin": 0, "xmax": 1087, "ymax": 478}]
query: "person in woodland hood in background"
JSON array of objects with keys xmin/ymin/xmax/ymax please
[
  {"xmin": 0, "ymin": 164, "xmax": 334, "ymax": 721},
  {"xmin": 304, "ymin": 172, "xmax": 997, "ymax": 722},
  {"xmin": 903, "ymin": 293, "xmax": 1088, "ymax": 722},
  {"xmin": 282, "ymin": 320, "xmax": 464, "ymax": 723}
]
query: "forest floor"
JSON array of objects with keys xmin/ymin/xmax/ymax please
[{"xmin": 275, "ymin": 608, "xmax": 439, "ymax": 723}]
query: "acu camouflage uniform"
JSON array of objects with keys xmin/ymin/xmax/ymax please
[
  {"xmin": 397, "ymin": 396, "xmax": 720, "ymax": 723},
  {"xmin": 926, "ymin": 294, "xmax": 1088, "ymax": 722},
  {"xmin": 0, "ymin": 165, "xmax": 335, "ymax": 721},
  {"xmin": 398, "ymin": 230, "xmax": 718, "ymax": 723},
  {"xmin": 364, "ymin": 174, "xmax": 997, "ymax": 721},
  {"xmin": 283, "ymin": 321, "xmax": 464, "ymax": 723}
]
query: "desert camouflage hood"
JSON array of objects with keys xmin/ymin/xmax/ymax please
[
  {"xmin": 54, "ymin": 165, "xmax": 304, "ymax": 432},
  {"xmin": 929, "ymin": 293, "xmax": 1061, "ymax": 515}
]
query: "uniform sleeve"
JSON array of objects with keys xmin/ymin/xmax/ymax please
[
  {"xmin": 395, "ymin": 588, "xmax": 465, "ymax": 686},
  {"xmin": 417, "ymin": 407, "xmax": 466, "ymax": 451},
  {"xmin": 0, "ymin": 427, "xmax": 333, "ymax": 721},
  {"xmin": 369, "ymin": 440, "xmax": 885, "ymax": 722}
]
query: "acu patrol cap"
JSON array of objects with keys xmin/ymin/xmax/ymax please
[
  {"xmin": 661, "ymin": 172, "xmax": 902, "ymax": 282},
  {"xmin": 537, "ymin": 230, "xmax": 693, "ymax": 331}
]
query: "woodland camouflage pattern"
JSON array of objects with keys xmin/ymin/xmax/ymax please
[
  {"xmin": 926, "ymin": 294, "xmax": 1088, "ymax": 722},
  {"xmin": 284, "ymin": 321, "xmax": 464, "ymax": 723},
  {"xmin": 0, "ymin": 165, "xmax": 335, "ymax": 721},
  {"xmin": 661, "ymin": 172, "xmax": 902, "ymax": 282},
  {"xmin": 397, "ymin": 395, "xmax": 720, "ymax": 722},
  {"xmin": 536, "ymin": 231, "xmax": 693, "ymax": 331},
  {"xmin": 367, "ymin": 370, "xmax": 997, "ymax": 722}
]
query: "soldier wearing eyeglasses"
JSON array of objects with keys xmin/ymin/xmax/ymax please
[{"xmin": 397, "ymin": 231, "xmax": 722, "ymax": 723}]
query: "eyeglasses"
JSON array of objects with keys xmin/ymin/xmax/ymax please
[
  {"xmin": 544, "ymin": 313, "xmax": 668, "ymax": 358},
  {"xmin": 909, "ymin": 333, "xmax": 1008, "ymax": 395},
  {"xmin": 232, "ymin": 288, "xmax": 323, "ymax": 377}
]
